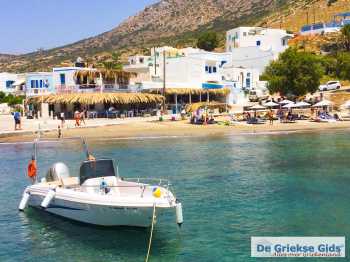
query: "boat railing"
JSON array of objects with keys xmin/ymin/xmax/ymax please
[{"xmin": 121, "ymin": 177, "xmax": 171, "ymax": 188}]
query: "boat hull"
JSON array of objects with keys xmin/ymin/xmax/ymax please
[{"xmin": 28, "ymin": 193, "xmax": 156, "ymax": 227}]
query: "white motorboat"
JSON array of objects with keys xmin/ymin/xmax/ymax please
[{"xmin": 18, "ymin": 138, "xmax": 183, "ymax": 227}]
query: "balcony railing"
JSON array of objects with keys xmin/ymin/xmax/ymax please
[{"xmin": 56, "ymin": 84, "xmax": 139, "ymax": 94}]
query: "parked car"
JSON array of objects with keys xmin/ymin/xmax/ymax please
[
  {"xmin": 319, "ymin": 81, "xmax": 341, "ymax": 91},
  {"xmin": 248, "ymin": 89, "xmax": 269, "ymax": 102},
  {"xmin": 248, "ymin": 90, "xmax": 259, "ymax": 102}
]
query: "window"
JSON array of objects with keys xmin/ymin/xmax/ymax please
[
  {"xmin": 60, "ymin": 73, "xmax": 66, "ymax": 85},
  {"xmin": 246, "ymin": 73, "xmax": 251, "ymax": 88},
  {"xmin": 40, "ymin": 80, "xmax": 43, "ymax": 88},
  {"xmin": 205, "ymin": 65, "xmax": 209, "ymax": 72},
  {"xmin": 139, "ymin": 58, "xmax": 144, "ymax": 63},
  {"xmin": 256, "ymin": 40, "xmax": 261, "ymax": 46},
  {"xmin": 5, "ymin": 80, "xmax": 14, "ymax": 88},
  {"xmin": 213, "ymin": 66, "xmax": 217, "ymax": 73},
  {"xmin": 30, "ymin": 80, "xmax": 35, "ymax": 88},
  {"xmin": 243, "ymin": 32, "xmax": 247, "ymax": 36},
  {"xmin": 208, "ymin": 66, "xmax": 212, "ymax": 73}
]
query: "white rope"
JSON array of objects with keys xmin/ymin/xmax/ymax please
[{"xmin": 145, "ymin": 203, "xmax": 156, "ymax": 262}]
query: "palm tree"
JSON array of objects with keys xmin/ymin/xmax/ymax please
[{"xmin": 100, "ymin": 52, "xmax": 123, "ymax": 70}]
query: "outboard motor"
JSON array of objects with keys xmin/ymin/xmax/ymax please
[{"xmin": 46, "ymin": 162, "xmax": 70, "ymax": 182}]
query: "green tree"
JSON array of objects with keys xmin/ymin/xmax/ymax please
[
  {"xmin": 100, "ymin": 52, "xmax": 123, "ymax": 70},
  {"xmin": 335, "ymin": 52, "xmax": 350, "ymax": 80},
  {"xmin": 0, "ymin": 91, "xmax": 5, "ymax": 103},
  {"xmin": 341, "ymin": 24, "xmax": 350, "ymax": 51},
  {"xmin": 262, "ymin": 48, "xmax": 323, "ymax": 97},
  {"xmin": 197, "ymin": 31, "xmax": 219, "ymax": 51},
  {"xmin": 320, "ymin": 55, "xmax": 337, "ymax": 76}
]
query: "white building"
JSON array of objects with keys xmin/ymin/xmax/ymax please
[
  {"xmin": 53, "ymin": 66, "xmax": 137, "ymax": 94},
  {"xmin": 226, "ymin": 27, "xmax": 292, "ymax": 57},
  {"xmin": 0, "ymin": 72, "xmax": 18, "ymax": 94},
  {"xmin": 125, "ymin": 46, "xmax": 266, "ymax": 105},
  {"xmin": 225, "ymin": 47, "xmax": 275, "ymax": 75},
  {"xmin": 24, "ymin": 72, "xmax": 54, "ymax": 97}
]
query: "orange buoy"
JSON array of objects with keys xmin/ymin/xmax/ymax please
[{"xmin": 27, "ymin": 159, "xmax": 37, "ymax": 179}]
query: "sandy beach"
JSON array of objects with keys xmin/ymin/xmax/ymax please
[{"xmin": 1, "ymin": 117, "xmax": 350, "ymax": 143}]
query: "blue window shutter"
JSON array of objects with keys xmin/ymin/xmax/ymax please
[
  {"xmin": 60, "ymin": 74, "xmax": 66, "ymax": 85},
  {"xmin": 209, "ymin": 67, "xmax": 212, "ymax": 73},
  {"xmin": 256, "ymin": 40, "xmax": 261, "ymax": 46},
  {"xmin": 213, "ymin": 67, "xmax": 217, "ymax": 73}
]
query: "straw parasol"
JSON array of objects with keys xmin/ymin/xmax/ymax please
[
  {"xmin": 312, "ymin": 100, "xmax": 333, "ymax": 107},
  {"xmin": 341, "ymin": 100, "xmax": 350, "ymax": 109},
  {"xmin": 249, "ymin": 104, "xmax": 266, "ymax": 110},
  {"xmin": 282, "ymin": 102, "xmax": 296, "ymax": 109},
  {"xmin": 279, "ymin": 99, "xmax": 293, "ymax": 105},
  {"xmin": 294, "ymin": 101, "xmax": 311, "ymax": 108},
  {"xmin": 264, "ymin": 101, "xmax": 279, "ymax": 107},
  {"xmin": 185, "ymin": 101, "xmax": 230, "ymax": 112},
  {"xmin": 29, "ymin": 93, "xmax": 164, "ymax": 105}
]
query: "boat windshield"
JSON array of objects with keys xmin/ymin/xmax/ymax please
[{"xmin": 79, "ymin": 159, "xmax": 116, "ymax": 185}]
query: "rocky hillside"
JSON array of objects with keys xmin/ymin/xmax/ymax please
[
  {"xmin": 260, "ymin": 0, "xmax": 350, "ymax": 32},
  {"xmin": 1, "ymin": 0, "xmax": 349, "ymax": 72},
  {"xmin": 0, "ymin": 54, "xmax": 15, "ymax": 63}
]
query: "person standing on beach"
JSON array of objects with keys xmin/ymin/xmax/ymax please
[
  {"xmin": 58, "ymin": 125, "xmax": 62, "ymax": 138},
  {"xmin": 13, "ymin": 110, "xmax": 21, "ymax": 130},
  {"xmin": 268, "ymin": 110, "xmax": 274, "ymax": 125},
  {"xmin": 60, "ymin": 112, "xmax": 65, "ymax": 127},
  {"xmin": 74, "ymin": 110, "xmax": 81, "ymax": 127},
  {"xmin": 80, "ymin": 110, "xmax": 86, "ymax": 126}
]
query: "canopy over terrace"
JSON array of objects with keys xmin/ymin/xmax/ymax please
[
  {"xmin": 30, "ymin": 93, "xmax": 163, "ymax": 105},
  {"xmin": 28, "ymin": 93, "xmax": 164, "ymax": 118},
  {"xmin": 144, "ymin": 87, "xmax": 230, "ymax": 112},
  {"xmin": 73, "ymin": 69, "xmax": 136, "ymax": 82},
  {"xmin": 71, "ymin": 69, "xmax": 137, "ymax": 91}
]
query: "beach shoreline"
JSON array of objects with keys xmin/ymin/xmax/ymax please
[{"xmin": 1, "ymin": 119, "xmax": 350, "ymax": 143}]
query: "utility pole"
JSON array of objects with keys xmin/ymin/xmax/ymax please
[
  {"xmin": 162, "ymin": 50, "xmax": 166, "ymax": 113},
  {"xmin": 154, "ymin": 47, "xmax": 157, "ymax": 76}
]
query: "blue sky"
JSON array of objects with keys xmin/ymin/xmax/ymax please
[{"xmin": 0, "ymin": 0, "xmax": 158, "ymax": 54}]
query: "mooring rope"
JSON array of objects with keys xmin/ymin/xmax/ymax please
[{"xmin": 145, "ymin": 203, "xmax": 156, "ymax": 262}]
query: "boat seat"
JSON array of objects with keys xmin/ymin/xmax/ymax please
[
  {"xmin": 82, "ymin": 177, "xmax": 120, "ymax": 196},
  {"xmin": 61, "ymin": 177, "xmax": 79, "ymax": 188}
]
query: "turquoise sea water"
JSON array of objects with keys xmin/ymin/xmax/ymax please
[{"xmin": 1, "ymin": 131, "xmax": 350, "ymax": 261}]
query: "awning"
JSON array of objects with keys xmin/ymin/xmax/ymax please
[
  {"xmin": 202, "ymin": 83, "xmax": 224, "ymax": 89},
  {"xmin": 12, "ymin": 79, "xmax": 25, "ymax": 86}
]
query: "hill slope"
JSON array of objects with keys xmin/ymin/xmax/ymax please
[{"xmin": 1, "ymin": 0, "xmax": 349, "ymax": 72}]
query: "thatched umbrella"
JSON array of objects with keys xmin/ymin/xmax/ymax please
[{"xmin": 185, "ymin": 101, "xmax": 230, "ymax": 113}]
